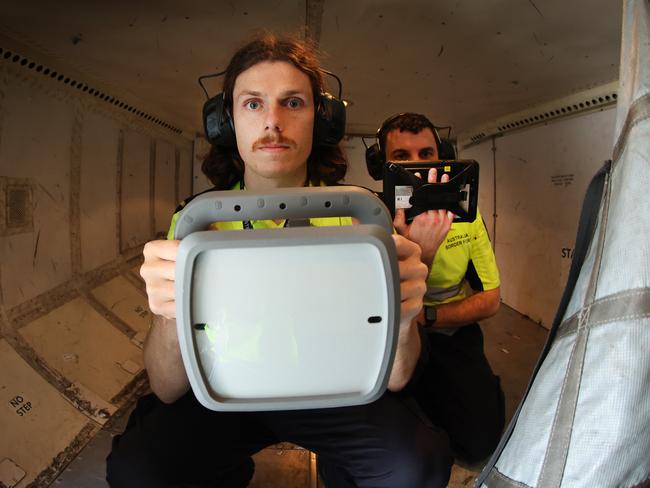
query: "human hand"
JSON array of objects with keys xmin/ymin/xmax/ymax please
[
  {"xmin": 392, "ymin": 234, "xmax": 429, "ymax": 327},
  {"xmin": 140, "ymin": 240, "xmax": 180, "ymax": 319},
  {"xmin": 393, "ymin": 168, "xmax": 454, "ymax": 267},
  {"xmin": 385, "ymin": 234, "xmax": 429, "ymax": 390}
]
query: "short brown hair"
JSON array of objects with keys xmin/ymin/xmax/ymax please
[
  {"xmin": 378, "ymin": 113, "xmax": 440, "ymax": 152},
  {"xmin": 202, "ymin": 32, "xmax": 347, "ymax": 189}
]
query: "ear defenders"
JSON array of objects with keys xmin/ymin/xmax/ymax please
[
  {"xmin": 202, "ymin": 91, "xmax": 346, "ymax": 148},
  {"xmin": 365, "ymin": 113, "xmax": 456, "ymax": 181}
]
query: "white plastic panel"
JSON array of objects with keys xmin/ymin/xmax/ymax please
[
  {"xmin": 154, "ymin": 140, "xmax": 176, "ymax": 237},
  {"xmin": 18, "ymin": 297, "xmax": 144, "ymax": 403},
  {"xmin": 80, "ymin": 109, "xmax": 119, "ymax": 272},
  {"xmin": 91, "ymin": 275, "xmax": 151, "ymax": 334},
  {"xmin": 0, "ymin": 76, "xmax": 73, "ymax": 308},
  {"xmin": 0, "ymin": 339, "xmax": 89, "ymax": 487},
  {"xmin": 190, "ymin": 242, "xmax": 389, "ymax": 402},
  {"xmin": 120, "ymin": 130, "xmax": 151, "ymax": 249}
]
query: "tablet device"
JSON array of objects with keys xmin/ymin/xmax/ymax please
[{"xmin": 382, "ymin": 160, "xmax": 479, "ymax": 223}]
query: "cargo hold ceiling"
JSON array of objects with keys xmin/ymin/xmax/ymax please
[{"xmin": 0, "ymin": 0, "xmax": 622, "ymax": 138}]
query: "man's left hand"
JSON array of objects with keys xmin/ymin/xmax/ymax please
[
  {"xmin": 393, "ymin": 168, "xmax": 454, "ymax": 268},
  {"xmin": 386, "ymin": 234, "xmax": 429, "ymax": 391}
]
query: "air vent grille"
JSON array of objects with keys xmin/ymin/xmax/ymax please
[
  {"xmin": 0, "ymin": 46, "xmax": 183, "ymax": 135},
  {"xmin": 7, "ymin": 185, "xmax": 31, "ymax": 227},
  {"xmin": 0, "ymin": 178, "xmax": 33, "ymax": 236},
  {"xmin": 465, "ymin": 84, "xmax": 618, "ymax": 146}
]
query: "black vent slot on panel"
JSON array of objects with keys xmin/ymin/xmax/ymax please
[
  {"xmin": 1, "ymin": 179, "xmax": 34, "ymax": 236},
  {"xmin": 7, "ymin": 184, "xmax": 32, "ymax": 228},
  {"xmin": 0, "ymin": 46, "xmax": 182, "ymax": 135}
]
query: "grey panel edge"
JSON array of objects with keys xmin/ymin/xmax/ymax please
[{"xmin": 173, "ymin": 187, "xmax": 393, "ymax": 238}]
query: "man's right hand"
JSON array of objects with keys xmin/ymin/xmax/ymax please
[
  {"xmin": 140, "ymin": 239, "xmax": 191, "ymax": 403},
  {"xmin": 141, "ymin": 240, "xmax": 180, "ymax": 319}
]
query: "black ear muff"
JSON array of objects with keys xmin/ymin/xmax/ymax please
[
  {"xmin": 365, "ymin": 143, "xmax": 385, "ymax": 181},
  {"xmin": 438, "ymin": 139, "xmax": 457, "ymax": 159},
  {"xmin": 366, "ymin": 113, "xmax": 404, "ymax": 182},
  {"xmin": 314, "ymin": 93, "xmax": 346, "ymax": 146},
  {"xmin": 203, "ymin": 93, "xmax": 236, "ymax": 147}
]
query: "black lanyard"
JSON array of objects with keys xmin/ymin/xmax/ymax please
[
  {"xmin": 239, "ymin": 180, "xmax": 290, "ymax": 230},
  {"xmin": 243, "ymin": 219, "xmax": 288, "ymax": 230}
]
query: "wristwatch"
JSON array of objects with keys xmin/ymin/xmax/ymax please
[{"xmin": 423, "ymin": 305, "xmax": 437, "ymax": 328}]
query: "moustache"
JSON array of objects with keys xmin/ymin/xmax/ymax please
[{"xmin": 252, "ymin": 134, "xmax": 297, "ymax": 151}]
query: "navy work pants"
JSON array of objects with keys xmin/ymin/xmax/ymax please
[
  {"xmin": 416, "ymin": 323, "xmax": 505, "ymax": 464},
  {"xmin": 106, "ymin": 391, "xmax": 452, "ymax": 488}
]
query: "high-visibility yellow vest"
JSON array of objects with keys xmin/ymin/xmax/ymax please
[{"xmin": 425, "ymin": 207, "xmax": 500, "ymax": 306}]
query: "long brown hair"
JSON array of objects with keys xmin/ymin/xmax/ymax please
[{"xmin": 202, "ymin": 32, "xmax": 347, "ymax": 189}]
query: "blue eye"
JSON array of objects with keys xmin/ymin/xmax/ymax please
[{"xmin": 246, "ymin": 100, "xmax": 261, "ymax": 110}]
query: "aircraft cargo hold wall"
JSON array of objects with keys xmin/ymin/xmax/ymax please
[
  {"xmin": 0, "ymin": 48, "xmax": 193, "ymax": 487},
  {"xmin": 461, "ymin": 106, "xmax": 616, "ymax": 329}
]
